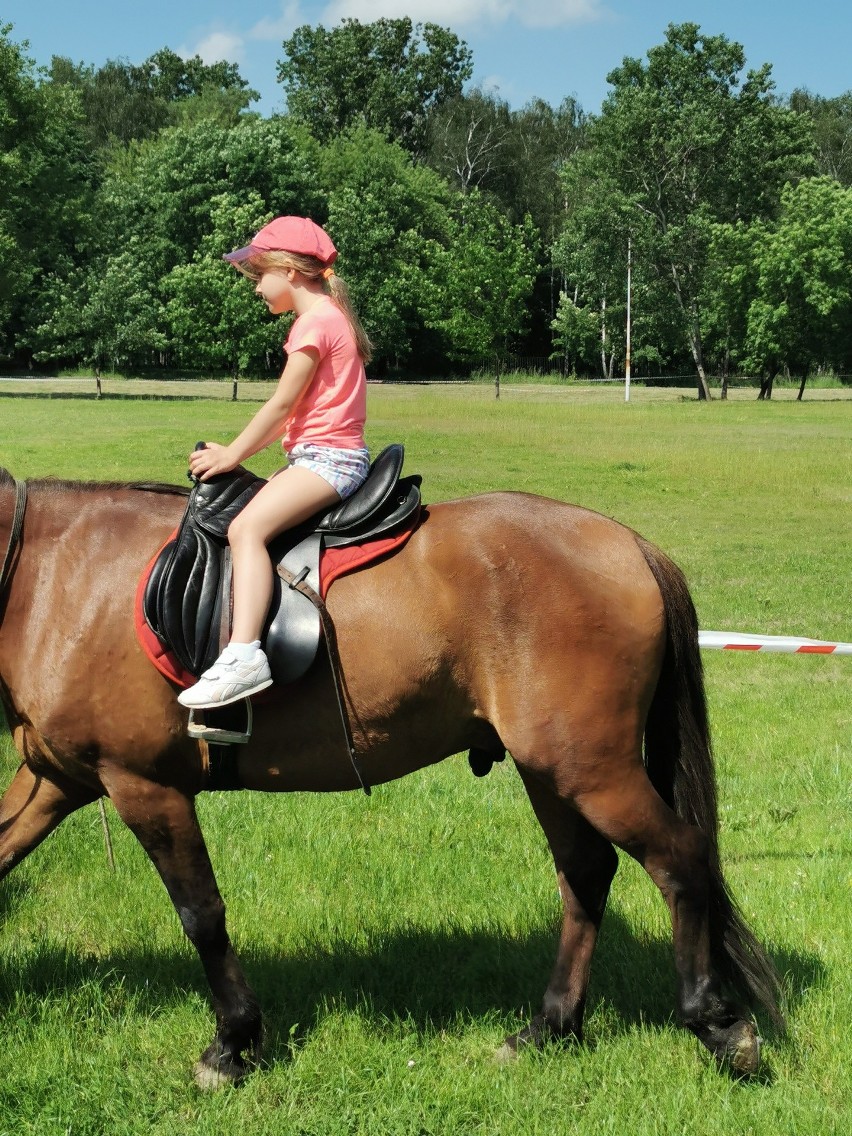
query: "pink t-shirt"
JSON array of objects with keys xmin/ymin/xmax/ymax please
[{"xmin": 282, "ymin": 298, "xmax": 367, "ymax": 450}]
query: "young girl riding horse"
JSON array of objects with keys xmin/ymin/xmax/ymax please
[{"xmin": 178, "ymin": 216, "xmax": 372, "ymax": 710}]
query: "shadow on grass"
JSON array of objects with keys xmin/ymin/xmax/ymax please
[{"xmin": 0, "ymin": 903, "xmax": 824, "ymax": 1066}]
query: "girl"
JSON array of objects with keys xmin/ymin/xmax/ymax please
[{"xmin": 178, "ymin": 216, "xmax": 372, "ymax": 709}]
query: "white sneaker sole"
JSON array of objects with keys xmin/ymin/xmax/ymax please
[{"xmin": 177, "ymin": 676, "xmax": 274, "ymax": 710}]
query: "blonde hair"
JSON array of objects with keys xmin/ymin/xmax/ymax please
[{"xmin": 234, "ymin": 250, "xmax": 373, "ymax": 364}]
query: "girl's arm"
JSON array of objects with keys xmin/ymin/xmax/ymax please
[{"xmin": 189, "ymin": 348, "xmax": 319, "ymax": 480}]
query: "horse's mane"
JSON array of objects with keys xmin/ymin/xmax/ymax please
[{"xmin": 0, "ymin": 467, "xmax": 189, "ymax": 497}]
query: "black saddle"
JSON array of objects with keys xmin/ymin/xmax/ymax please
[{"xmin": 143, "ymin": 444, "xmax": 421, "ymax": 684}]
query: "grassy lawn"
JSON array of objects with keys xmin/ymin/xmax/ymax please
[{"xmin": 0, "ymin": 387, "xmax": 850, "ymax": 1135}]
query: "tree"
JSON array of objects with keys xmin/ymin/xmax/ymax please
[
  {"xmin": 552, "ymin": 164, "xmax": 630, "ymax": 378},
  {"xmin": 29, "ymin": 116, "xmax": 322, "ymax": 370},
  {"xmin": 560, "ymin": 23, "xmax": 813, "ymax": 397},
  {"xmin": 425, "ymin": 190, "xmax": 538, "ymax": 362},
  {"xmin": 1, "ymin": 25, "xmax": 48, "ymax": 345},
  {"xmin": 426, "ymin": 91, "xmax": 586, "ymax": 356},
  {"xmin": 47, "ymin": 48, "xmax": 258, "ymax": 150},
  {"xmin": 425, "ymin": 87, "xmax": 513, "ymax": 195},
  {"xmin": 701, "ymin": 221, "xmax": 762, "ymax": 397},
  {"xmin": 320, "ymin": 128, "xmax": 537, "ymax": 367},
  {"xmin": 738, "ymin": 178, "xmax": 852, "ymax": 397},
  {"xmin": 277, "ymin": 18, "xmax": 472, "ymax": 157},
  {"xmin": 550, "ymin": 293, "xmax": 601, "ymax": 376},
  {"xmin": 320, "ymin": 126, "xmax": 452, "ymax": 367},
  {"xmin": 1, "ymin": 24, "xmax": 97, "ymax": 363},
  {"xmin": 789, "ymin": 89, "xmax": 852, "ymax": 186},
  {"xmin": 163, "ymin": 193, "xmax": 285, "ymax": 376}
]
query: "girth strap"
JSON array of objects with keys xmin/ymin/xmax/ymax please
[{"xmin": 276, "ymin": 561, "xmax": 371, "ymax": 797}]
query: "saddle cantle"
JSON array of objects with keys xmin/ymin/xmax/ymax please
[{"xmin": 142, "ymin": 444, "xmax": 421, "ymax": 685}]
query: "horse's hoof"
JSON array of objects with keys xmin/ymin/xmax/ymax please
[
  {"xmin": 193, "ymin": 1054, "xmax": 247, "ymax": 1091},
  {"xmin": 495, "ymin": 1017, "xmax": 549, "ymax": 1063},
  {"xmin": 493, "ymin": 1040, "xmax": 519, "ymax": 1065},
  {"xmin": 721, "ymin": 1020, "xmax": 761, "ymax": 1077}
]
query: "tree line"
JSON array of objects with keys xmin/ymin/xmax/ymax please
[{"xmin": 2, "ymin": 18, "xmax": 852, "ymax": 394}]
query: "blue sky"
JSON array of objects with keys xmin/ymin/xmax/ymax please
[{"xmin": 3, "ymin": 1, "xmax": 851, "ymax": 115}]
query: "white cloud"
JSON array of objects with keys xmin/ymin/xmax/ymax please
[
  {"xmin": 320, "ymin": 0, "xmax": 608, "ymax": 30},
  {"xmin": 478, "ymin": 74, "xmax": 507, "ymax": 95},
  {"xmin": 182, "ymin": 31, "xmax": 246, "ymax": 66},
  {"xmin": 249, "ymin": 1, "xmax": 305, "ymax": 43},
  {"xmin": 177, "ymin": 3, "xmax": 304, "ymax": 70}
]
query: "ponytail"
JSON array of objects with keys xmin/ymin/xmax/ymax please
[{"xmin": 323, "ymin": 272, "xmax": 373, "ymax": 363}]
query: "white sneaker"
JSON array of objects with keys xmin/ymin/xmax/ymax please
[{"xmin": 177, "ymin": 647, "xmax": 273, "ymax": 709}]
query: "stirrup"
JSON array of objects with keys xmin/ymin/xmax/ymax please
[{"xmin": 187, "ymin": 699, "xmax": 253, "ymax": 745}]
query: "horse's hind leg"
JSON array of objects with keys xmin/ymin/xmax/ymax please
[
  {"xmin": 104, "ymin": 773, "xmax": 262, "ymax": 1089},
  {"xmin": 0, "ymin": 762, "xmax": 96, "ymax": 880},
  {"xmin": 501, "ymin": 767, "xmax": 618, "ymax": 1058},
  {"xmin": 576, "ymin": 768, "xmax": 761, "ymax": 1074}
]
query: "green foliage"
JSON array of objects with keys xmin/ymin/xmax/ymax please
[
  {"xmin": 426, "ymin": 190, "xmax": 539, "ymax": 361},
  {"xmin": 278, "ymin": 18, "xmax": 472, "ymax": 157},
  {"xmin": 551, "ymin": 292, "xmax": 601, "ymax": 373},
  {"xmin": 46, "ymin": 47, "xmax": 258, "ymax": 149},
  {"xmin": 30, "ymin": 116, "xmax": 323, "ymax": 370},
  {"xmin": 425, "ymin": 90, "xmax": 584, "ymax": 240},
  {"xmin": 737, "ymin": 178, "xmax": 852, "ymax": 380},
  {"xmin": 320, "ymin": 126, "xmax": 449, "ymax": 365},
  {"xmin": 704, "ymin": 177, "xmax": 852, "ymax": 390},
  {"xmin": 790, "ymin": 88, "xmax": 852, "ymax": 185},
  {"xmin": 0, "ymin": 25, "xmax": 96, "ymax": 357},
  {"xmin": 321, "ymin": 130, "xmax": 538, "ymax": 366},
  {"xmin": 162, "ymin": 194, "xmax": 285, "ymax": 375}
]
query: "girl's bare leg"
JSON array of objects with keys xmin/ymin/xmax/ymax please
[{"xmin": 227, "ymin": 466, "xmax": 341, "ymax": 643}]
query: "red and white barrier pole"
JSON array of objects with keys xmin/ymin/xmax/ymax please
[{"xmin": 699, "ymin": 630, "xmax": 852, "ymax": 655}]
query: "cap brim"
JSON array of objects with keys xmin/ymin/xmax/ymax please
[{"xmin": 222, "ymin": 245, "xmax": 256, "ymax": 263}]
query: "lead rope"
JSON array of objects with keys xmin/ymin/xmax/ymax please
[
  {"xmin": 0, "ymin": 478, "xmax": 27, "ymax": 603},
  {"xmin": 0, "ymin": 479, "xmax": 117, "ymax": 869}
]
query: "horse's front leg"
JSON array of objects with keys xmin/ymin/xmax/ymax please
[
  {"xmin": 105, "ymin": 771, "xmax": 262, "ymax": 1089},
  {"xmin": 0, "ymin": 760, "xmax": 96, "ymax": 878}
]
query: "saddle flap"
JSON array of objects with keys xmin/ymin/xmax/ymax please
[{"xmin": 145, "ymin": 524, "xmax": 226, "ymax": 676}]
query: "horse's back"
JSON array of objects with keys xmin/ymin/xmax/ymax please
[{"xmin": 404, "ymin": 491, "xmax": 663, "ymax": 632}]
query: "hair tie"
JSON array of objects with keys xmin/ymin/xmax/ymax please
[{"xmin": 322, "ymin": 267, "xmax": 335, "ymax": 280}]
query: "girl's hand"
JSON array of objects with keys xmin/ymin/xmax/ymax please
[{"xmin": 188, "ymin": 442, "xmax": 239, "ymax": 481}]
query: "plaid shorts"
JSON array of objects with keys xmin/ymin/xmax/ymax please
[{"xmin": 287, "ymin": 443, "xmax": 370, "ymax": 500}]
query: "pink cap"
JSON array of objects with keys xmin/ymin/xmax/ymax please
[{"xmin": 223, "ymin": 216, "xmax": 337, "ymax": 266}]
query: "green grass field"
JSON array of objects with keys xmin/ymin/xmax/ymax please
[{"xmin": 0, "ymin": 386, "xmax": 850, "ymax": 1135}]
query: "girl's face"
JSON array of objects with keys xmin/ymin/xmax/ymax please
[{"xmin": 255, "ymin": 270, "xmax": 295, "ymax": 315}]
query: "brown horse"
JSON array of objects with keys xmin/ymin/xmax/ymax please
[{"xmin": 0, "ymin": 467, "xmax": 783, "ymax": 1086}]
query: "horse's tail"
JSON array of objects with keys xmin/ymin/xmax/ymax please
[{"xmin": 636, "ymin": 535, "xmax": 785, "ymax": 1032}]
